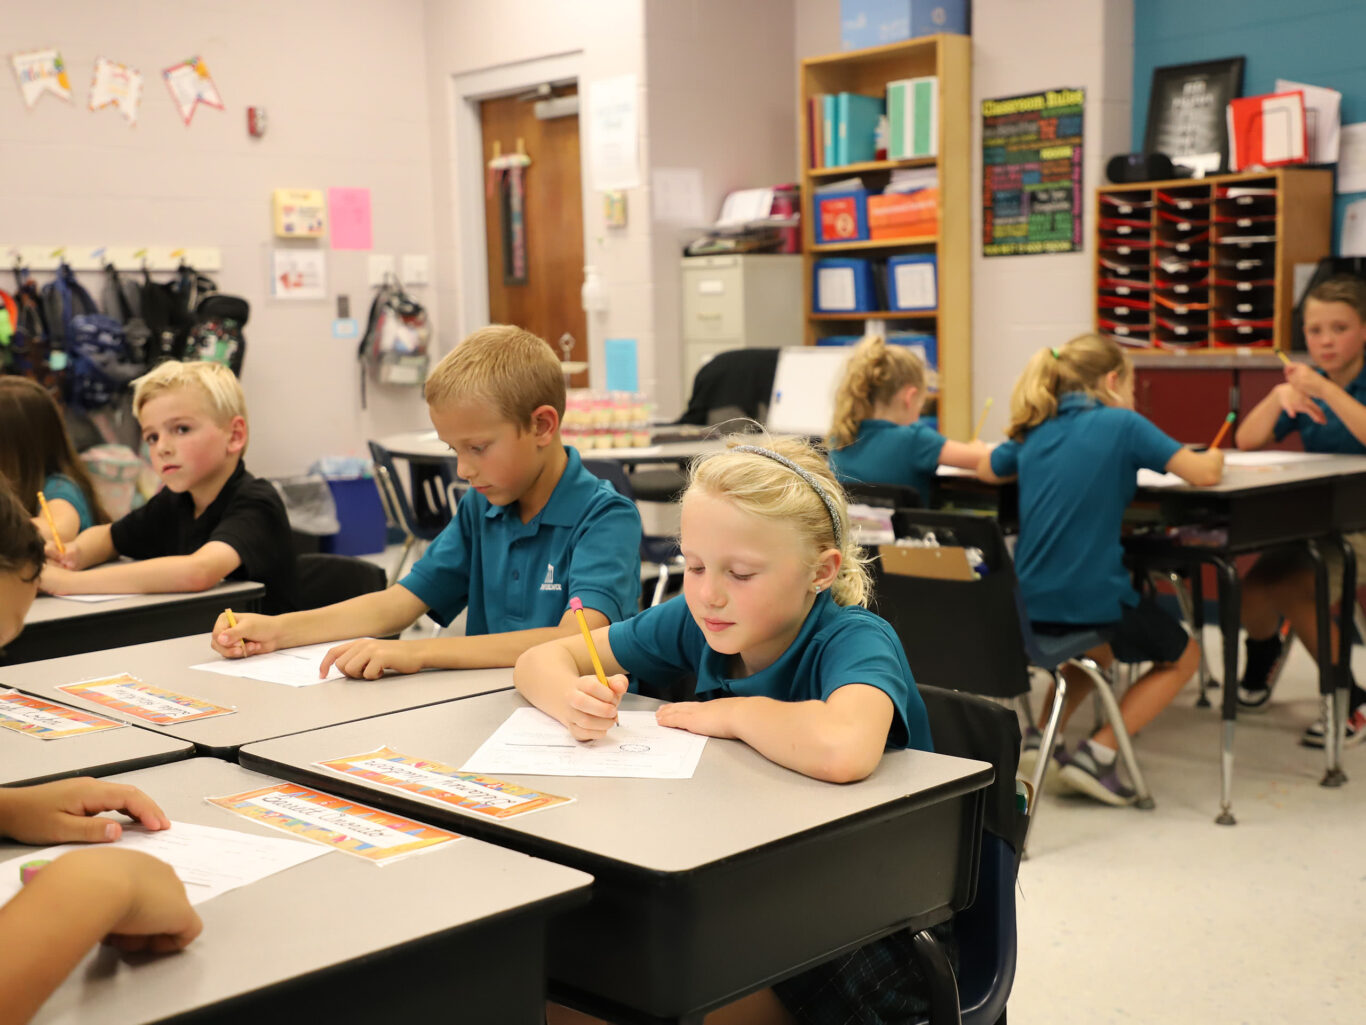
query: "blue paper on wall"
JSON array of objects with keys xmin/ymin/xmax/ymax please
[{"xmin": 604, "ymin": 338, "xmax": 639, "ymax": 392}]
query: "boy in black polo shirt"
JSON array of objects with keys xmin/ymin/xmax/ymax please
[{"xmin": 39, "ymin": 361, "xmax": 298, "ymax": 613}]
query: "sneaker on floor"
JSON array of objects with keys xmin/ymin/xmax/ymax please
[
  {"xmin": 1299, "ymin": 705, "xmax": 1366, "ymax": 749},
  {"xmin": 1058, "ymin": 746, "xmax": 1136, "ymax": 806},
  {"xmin": 1018, "ymin": 728, "xmax": 1068, "ymax": 781},
  {"xmin": 1236, "ymin": 634, "xmax": 1290, "ymax": 712}
]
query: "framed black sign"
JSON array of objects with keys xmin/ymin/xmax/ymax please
[{"xmin": 1144, "ymin": 57, "xmax": 1245, "ymax": 175}]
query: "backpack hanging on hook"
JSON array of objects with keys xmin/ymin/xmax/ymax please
[{"xmin": 356, "ymin": 272, "xmax": 429, "ymax": 408}]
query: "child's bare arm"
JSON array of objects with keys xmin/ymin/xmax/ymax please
[
  {"xmin": 1285, "ymin": 363, "xmax": 1366, "ymax": 447},
  {"xmin": 41, "ymin": 540, "xmax": 241, "ymax": 596},
  {"xmin": 46, "ymin": 524, "xmax": 115, "ymax": 570},
  {"xmin": 657, "ymin": 683, "xmax": 895, "ymax": 783},
  {"xmin": 939, "ymin": 439, "xmax": 990, "ymax": 471},
  {"xmin": 1165, "ymin": 447, "xmax": 1224, "ymax": 487},
  {"xmin": 515, "ymin": 625, "xmax": 628, "ymax": 740},
  {"xmin": 210, "ymin": 585, "xmax": 429, "ymax": 658}
]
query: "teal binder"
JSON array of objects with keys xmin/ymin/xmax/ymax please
[
  {"xmin": 836, "ymin": 92, "xmax": 886, "ymax": 166},
  {"xmin": 822, "ymin": 94, "xmax": 837, "ymax": 168}
]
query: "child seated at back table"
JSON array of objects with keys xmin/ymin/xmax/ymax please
[
  {"xmin": 39, "ymin": 361, "xmax": 298, "ymax": 613},
  {"xmin": 0, "ymin": 377, "xmax": 110, "ymax": 546},
  {"xmin": 827, "ymin": 334, "xmax": 988, "ymax": 502},
  {"xmin": 1234, "ymin": 275, "xmax": 1366, "ymax": 746},
  {"xmin": 211, "ymin": 325, "xmax": 642, "ymax": 678},
  {"xmin": 980, "ymin": 333, "xmax": 1223, "ymax": 805},
  {"xmin": 0, "ymin": 481, "xmax": 200, "ymax": 1025},
  {"xmin": 518, "ymin": 434, "xmax": 939, "ymax": 1025}
]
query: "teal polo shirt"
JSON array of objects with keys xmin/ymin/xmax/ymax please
[
  {"xmin": 1274, "ymin": 362, "xmax": 1366, "ymax": 454},
  {"xmin": 43, "ymin": 473, "xmax": 95, "ymax": 530},
  {"xmin": 990, "ymin": 393, "xmax": 1181, "ymax": 624},
  {"xmin": 828, "ymin": 418, "xmax": 946, "ymax": 502},
  {"xmin": 608, "ymin": 590, "xmax": 932, "ymax": 752},
  {"xmin": 400, "ymin": 447, "xmax": 642, "ymax": 633}
]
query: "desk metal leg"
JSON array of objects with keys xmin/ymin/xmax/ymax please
[
  {"xmin": 1170, "ymin": 570, "xmax": 1213, "ymax": 707},
  {"xmin": 1323, "ymin": 534, "xmax": 1354, "ymax": 788},
  {"xmin": 1215, "ymin": 557, "xmax": 1241, "ymax": 826}
]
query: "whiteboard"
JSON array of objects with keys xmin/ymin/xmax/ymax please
[{"xmin": 765, "ymin": 346, "xmax": 854, "ymax": 437}]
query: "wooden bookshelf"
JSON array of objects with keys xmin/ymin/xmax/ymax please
[
  {"xmin": 1094, "ymin": 168, "xmax": 1332, "ymax": 354},
  {"xmin": 799, "ymin": 34, "xmax": 972, "ymax": 437}
]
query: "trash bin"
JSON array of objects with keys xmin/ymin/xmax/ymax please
[
  {"xmin": 271, "ymin": 474, "xmax": 341, "ymax": 555},
  {"xmin": 307, "ymin": 458, "xmax": 388, "ymax": 556}
]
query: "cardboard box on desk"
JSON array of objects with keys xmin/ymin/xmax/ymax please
[
  {"xmin": 878, "ymin": 544, "xmax": 976, "ymax": 581},
  {"xmin": 869, "ymin": 190, "xmax": 938, "ymax": 240}
]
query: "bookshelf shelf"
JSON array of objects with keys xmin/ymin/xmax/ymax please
[{"xmin": 800, "ymin": 33, "xmax": 971, "ymax": 437}]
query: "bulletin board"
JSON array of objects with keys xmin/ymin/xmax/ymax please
[{"xmin": 982, "ymin": 88, "xmax": 1085, "ymax": 257}]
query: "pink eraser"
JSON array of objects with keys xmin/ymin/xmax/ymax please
[{"xmin": 569, "ymin": 597, "xmax": 583, "ymax": 612}]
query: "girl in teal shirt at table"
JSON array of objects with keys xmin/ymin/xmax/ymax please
[
  {"xmin": 827, "ymin": 334, "xmax": 988, "ymax": 503},
  {"xmin": 518, "ymin": 434, "xmax": 937, "ymax": 1025}
]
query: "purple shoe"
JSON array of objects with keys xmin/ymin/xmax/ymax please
[{"xmin": 1058, "ymin": 746, "xmax": 1135, "ymax": 806}]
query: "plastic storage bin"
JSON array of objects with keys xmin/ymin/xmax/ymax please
[
  {"xmin": 887, "ymin": 254, "xmax": 938, "ymax": 310},
  {"xmin": 814, "ymin": 258, "xmax": 877, "ymax": 313}
]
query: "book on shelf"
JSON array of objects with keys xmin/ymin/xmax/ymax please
[
  {"xmin": 836, "ymin": 92, "xmax": 886, "ymax": 165},
  {"xmin": 887, "ymin": 77, "xmax": 937, "ymax": 159}
]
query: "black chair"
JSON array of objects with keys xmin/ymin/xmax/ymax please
[
  {"xmin": 581, "ymin": 459, "xmax": 682, "ymax": 608},
  {"xmin": 845, "ymin": 480, "xmax": 924, "ymax": 511},
  {"xmin": 869, "ymin": 509, "xmax": 1154, "ymax": 854},
  {"xmin": 368, "ymin": 440, "xmax": 463, "ymax": 584},
  {"xmin": 296, "ymin": 553, "xmax": 387, "ymax": 611},
  {"xmin": 629, "ymin": 348, "xmax": 780, "ymax": 503},
  {"xmin": 911, "ymin": 685, "xmax": 1025, "ymax": 1025}
]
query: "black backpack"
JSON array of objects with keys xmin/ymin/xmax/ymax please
[
  {"xmin": 142, "ymin": 267, "xmax": 214, "ymax": 366},
  {"xmin": 184, "ymin": 293, "xmax": 248, "ymax": 375}
]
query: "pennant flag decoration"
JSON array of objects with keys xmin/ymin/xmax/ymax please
[
  {"xmin": 11, "ymin": 48, "xmax": 71, "ymax": 107},
  {"xmin": 89, "ymin": 57, "xmax": 143, "ymax": 125},
  {"xmin": 162, "ymin": 56, "xmax": 222, "ymax": 126}
]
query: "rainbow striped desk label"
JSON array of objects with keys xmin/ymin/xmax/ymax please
[
  {"xmin": 57, "ymin": 674, "xmax": 235, "ymax": 725},
  {"xmin": 0, "ymin": 690, "xmax": 125, "ymax": 740}
]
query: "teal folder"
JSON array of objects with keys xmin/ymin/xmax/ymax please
[{"xmin": 836, "ymin": 92, "xmax": 886, "ymax": 166}]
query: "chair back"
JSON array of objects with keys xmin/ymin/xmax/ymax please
[
  {"xmin": 845, "ymin": 480, "xmax": 923, "ymax": 512},
  {"xmin": 870, "ymin": 509, "xmax": 1032, "ymax": 699},
  {"xmin": 918, "ymin": 684, "xmax": 1023, "ymax": 1025},
  {"xmin": 677, "ymin": 347, "xmax": 780, "ymax": 427},
  {"xmin": 296, "ymin": 553, "xmax": 387, "ymax": 610},
  {"xmin": 367, "ymin": 440, "xmax": 446, "ymax": 543}
]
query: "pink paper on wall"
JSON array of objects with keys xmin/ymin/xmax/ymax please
[{"xmin": 327, "ymin": 187, "xmax": 372, "ymax": 250}]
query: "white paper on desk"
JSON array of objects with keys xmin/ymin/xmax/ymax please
[
  {"xmin": 1223, "ymin": 450, "xmax": 1335, "ymax": 467},
  {"xmin": 190, "ymin": 641, "xmax": 362, "ymax": 687},
  {"xmin": 0, "ymin": 821, "xmax": 327, "ymax": 908},
  {"xmin": 1276, "ymin": 80, "xmax": 1341, "ymax": 165},
  {"xmin": 1136, "ymin": 468, "xmax": 1186, "ymax": 488},
  {"xmin": 1338, "ymin": 122, "xmax": 1366, "ymax": 194},
  {"xmin": 461, "ymin": 707, "xmax": 707, "ymax": 779},
  {"xmin": 51, "ymin": 593, "xmax": 136, "ymax": 603}
]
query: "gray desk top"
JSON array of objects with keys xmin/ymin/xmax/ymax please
[
  {"xmin": 1141, "ymin": 453, "xmax": 1366, "ymax": 495},
  {"xmin": 1, "ymin": 700, "xmax": 192, "ymax": 785},
  {"xmin": 0, "ymin": 635, "xmax": 512, "ymax": 755},
  {"xmin": 241, "ymin": 690, "xmax": 992, "ymax": 875},
  {"xmin": 24, "ymin": 581, "xmax": 265, "ymax": 627},
  {"xmin": 8, "ymin": 758, "xmax": 591, "ymax": 1025},
  {"xmin": 377, "ymin": 429, "xmax": 725, "ymax": 463}
]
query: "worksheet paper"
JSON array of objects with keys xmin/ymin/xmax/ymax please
[
  {"xmin": 1222, "ymin": 450, "xmax": 1334, "ymax": 467},
  {"xmin": 190, "ymin": 641, "xmax": 357, "ymax": 687},
  {"xmin": 0, "ymin": 821, "xmax": 327, "ymax": 907},
  {"xmin": 51, "ymin": 593, "xmax": 136, "ymax": 602},
  {"xmin": 460, "ymin": 707, "xmax": 708, "ymax": 779}
]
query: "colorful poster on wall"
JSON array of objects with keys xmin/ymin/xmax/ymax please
[
  {"xmin": 982, "ymin": 88, "xmax": 1084, "ymax": 257},
  {"xmin": 271, "ymin": 248, "xmax": 327, "ymax": 300},
  {"xmin": 162, "ymin": 56, "xmax": 222, "ymax": 126},
  {"xmin": 89, "ymin": 57, "xmax": 142, "ymax": 125},
  {"xmin": 11, "ymin": 49, "xmax": 71, "ymax": 107}
]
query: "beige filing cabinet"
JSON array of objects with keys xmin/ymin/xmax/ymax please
[{"xmin": 680, "ymin": 255, "xmax": 803, "ymax": 386}]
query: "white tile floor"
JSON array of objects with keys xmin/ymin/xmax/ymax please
[{"xmin": 1012, "ymin": 629, "xmax": 1366, "ymax": 1025}]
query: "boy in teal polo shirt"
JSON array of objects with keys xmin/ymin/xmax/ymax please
[
  {"xmin": 212, "ymin": 325, "xmax": 642, "ymax": 678},
  {"xmin": 1235, "ymin": 275, "xmax": 1366, "ymax": 744}
]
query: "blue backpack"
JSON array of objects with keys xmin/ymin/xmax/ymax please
[{"xmin": 66, "ymin": 312, "xmax": 140, "ymax": 412}]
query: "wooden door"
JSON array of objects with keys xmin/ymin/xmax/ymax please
[{"xmin": 480, "ymin": 85, "xmax": 588, "ymax": 388}]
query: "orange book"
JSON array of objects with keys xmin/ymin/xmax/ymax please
[{"xmin": 868, "ymin": 189, "xmax": 938, "ymax": 240}]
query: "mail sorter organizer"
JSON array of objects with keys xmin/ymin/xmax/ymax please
[{"xmin": 1094, "ymin": 168, "xmax": 1331, "ymax": 353}]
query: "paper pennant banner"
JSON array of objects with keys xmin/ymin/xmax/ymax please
[
  {"xmin": 89, "ymin": 57, "xmax": 142, "ymax": 125},
  {"xmin": 11, "ymin": 48, "xmax": 72, "ymax": 107},
  {"xmin": 162, "ymin": 56, "xmax": 222, "ymax": 126}
]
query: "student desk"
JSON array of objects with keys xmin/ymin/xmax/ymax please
[
  {"xmin": 9, "ymin": 757, "xmax": 591, "ymax": 1025},
  {"xmin": 936, "ymin": 456, "xmax": 1366, "ymax": 824},
  {"xmin": 239, "ymin": 690, "xmax": 993, "ymax": 1025},
  {"xmin": 0, "ymin": 634, "xmax": 512, "ymax": 759},
  {"xmin": 0, "ymin": 713, "xmax": 192, "ymax": 786},
  {"xmin": 7, "ymin": 581, "xmax": 266, "ymax": 666},
  {"xmin": 377, "ymin": 429, "xmax": 726, "ymax": 468}
]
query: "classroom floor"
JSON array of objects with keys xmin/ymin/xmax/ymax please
[{"xmin": 1013, "ymin": 628, "xmax": 1366, "ymax": 1025}]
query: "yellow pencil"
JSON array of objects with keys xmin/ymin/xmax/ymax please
[
  {"xmin": 569, "ymin": 596, "xmax": 616, "ymax": 726},
  {"xmin": 1210, "ymin": 411, "xmax": 1235, "ymax": 450},
  {"xmin": 36, "ymin": 491, "xmax": 65, "ymax": 556},
  {"xmin": 1275, "ymin": 349, "xmax": 1292, "ymax": 368},
  {"xmin": 223, "ymin": 608, "xmax": 247, "ymax": 658},
  {"xmin": 972, "ymin": 397, "xmax": 994, "ymax": 442}
]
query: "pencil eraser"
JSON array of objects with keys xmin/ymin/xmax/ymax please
[
  {"xmin": 20, "ymin": 859, "xmax": 50, "ymax": 885},
  {"xmin": 568, "ymin": 597, "xmax": 583, "ymax": 612}
]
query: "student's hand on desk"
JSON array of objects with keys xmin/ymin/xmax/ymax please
[
  {"xmin": 1276, "ymin": 381, "xmax": 1328, "ymax": 424},
  {"xmin": 36, "ymin": 564, "xmax": 78, "ymax": 595},
  {"xmin": 0, "ymin": 778, "xmax": 171, "ymax": 844},
  {"xmin": 43, "ymin": 538, "xmax": 85, "ymax": 570},
  {"xmin": 43, "ymin": 849, "xmax": 202, "ymax": 953},
  {"xmin": 565, "ymin": 673, "xmax": 628, "ymax": 741},
  {"xmin": 319, "ymin": 638, "xmax": 423, "ymax": 679},
  {"xmin": 211, "ymin": 611, "xmax": 280, "ymax": 658},
  {"xmin": 656, "ymin": 698, "xmax": 739, "ymax": 739}
]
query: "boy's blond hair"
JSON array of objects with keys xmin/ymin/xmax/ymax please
[
  {"xmin": 686, "ymin": 433, "xmax": 871, "ymax": 607},
  {"xmin": 424, "ymin": 325, "xmax": 566, "ymax": 426},
  {"xmin": 1306, "ymin": 275, "xmax": 1366, "ymax": 320},
  {"xmin": 133, "ymin": 361, "xmax": 247, "ymax": 426},
  {"xmin": 829, "ymin": 335, "xmax": 927, "ymax": 449},
  {"xmin": 1004, "ymin": 333, "xmax": 1130, "ymax": 442}
]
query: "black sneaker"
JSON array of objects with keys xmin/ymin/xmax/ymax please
[{"xmin": 1237, "ymin": 632, "xmax": 1290, "ymax": 712}]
